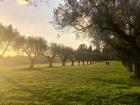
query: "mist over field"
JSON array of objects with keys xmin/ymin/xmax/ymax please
[{"xmin": 0, "ymin": 0, "xmax": 140, "ymax": 105}]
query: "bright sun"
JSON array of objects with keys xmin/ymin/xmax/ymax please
[{"xmin": 17, "ymin": 0, "xmax": 28, "ymax": 5}]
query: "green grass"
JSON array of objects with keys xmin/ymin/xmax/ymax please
[{"xmin": 0, "ymin": 61, "xmax": 140, "ymax": 105}]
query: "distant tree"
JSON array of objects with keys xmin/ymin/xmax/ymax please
[
  {"xmin": 14, "ymin": 36, "xmax": 47, "ymax": 69},
  {"xmin": 75, "ymin": 44, "xmax": 87, "ymax": 66},
  {"xmin": 86, "ymin": 45, "xmax": 94, "ymax": 64},
  {"xmin": 102, "ymin": 44, "xmax": 118, "ymax": 61},
  {"xmin": 57, "ymin": 45, "xmax": 73, "ymax": 66},
  {"xmin": 88, "ymin": 45, "xmax": 92, "ymax": 52},
  {"xmin": 44, "ymin": 43, "xmax": 59, "ymax": 67},
  {"xmin": 86, "ymin": 52, "xmax": 94, "ymax": 64},
  {"xmin": 78, "ymin": 44, "xmax": 87, "ymax": 51},
  {"xmin": 68, "ymin": 48, "xmax": 76, "ymax": 66},
  {"xmin": 0, "ymin": 24, "xmax": 19, "ymax": 57},
  {"xmin": 75, "ymin": 50, "xmax": 81, "ymax": 65}
]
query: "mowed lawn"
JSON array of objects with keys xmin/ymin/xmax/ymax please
[{"xmin": 0, "ymin": 62, "xmax": 140, "ymax": 105}]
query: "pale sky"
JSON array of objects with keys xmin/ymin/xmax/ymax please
[{"xmin": 0, "ymin": 0, "xmax": 92, "ymax": 49}]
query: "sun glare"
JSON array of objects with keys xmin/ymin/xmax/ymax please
[
  {"xmin": 4, "ymin": 51, "xmax": 17, "ymax": 57},
  {"xmin": 17, "ymin": 0, "xmax": 28, "ymax": 5}
]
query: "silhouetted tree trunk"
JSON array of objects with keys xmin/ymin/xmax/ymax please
[
  {"xmin": 128, "ymin": 62, "xmax": 133, "ymax": 72},
  {"xmin": 30, "ymin": 59, "xmax": 34, "ymax": 69},
  {"xmin": 135, "ymin": 63, "xmax": 140, "ymax": 78},
  {"xmin": 90, "ymin": 61, "xmax": 92, "ymax": 64},
  {"xmin": 62, "ymin": 60, "xmax": 66, "ymax": 66},
  {"xmin": 78, "ymin": 61, "xmax": 80, "ymax": 66},
  {"xmin": 49, "ymin": 59, "xmax": 53, "ymax": 67},
  {"xmin": 133, "ymin": 52, "xmax": 140, "ymax": 78},
  {"xmin": 71, "ymin": 61, "xmax": 74, "ymax": 66},
  {"xmin": 87, "ymin": 61, "xmax": 88, "ymax": 65},
  {"xmin": 82, "ymin": 61, "xmax": 85, "ymax": 66}
]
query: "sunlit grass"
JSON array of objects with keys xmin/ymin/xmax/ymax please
[{"xmin": 0, "ymin": 61, "xmax": 140, "ymax": 105}]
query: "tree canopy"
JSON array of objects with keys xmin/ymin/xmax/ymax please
[
  {"xmin": 54, "ymin": 0, "xmax": 140, "ymax": 78},
  {"xmin": 0, "ymin": 24, "xmax": 19, "ymax": 57},
  {"xmin": 14, "ymin": 36, "xmax": 47, "ymax": 68}
]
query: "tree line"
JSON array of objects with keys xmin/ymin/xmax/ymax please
[{"xmin": 0, "ymin": 23, "xmax": 116, "ymax": 69}]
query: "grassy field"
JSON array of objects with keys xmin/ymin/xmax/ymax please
[{"xmin": 0, "ymin": 61, "xmax": 140, "ymax": 105}]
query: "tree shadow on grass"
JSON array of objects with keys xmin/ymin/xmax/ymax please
[
  {"xmin": 91, "ymin": 77, "xmax": 140, "ymax": 87},
  {"xmin": 2, "ymin": 75, "xmax": 140, "ymax": 105},
  {"xmin": 84, "ymin": 93, "xmax": 140, "ymax": 105},
  {"xmin": 48, "ymin": 90, "xmax": 140, "ymax": 105},
  {"xmin": 111, "ymin": 92, "xmax": 140, "ymax": 105}
]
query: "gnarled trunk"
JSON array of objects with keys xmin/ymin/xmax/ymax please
[
  {"xmin": 78, "ymin": 61, "xmax": 80, "ymax": 66},
  {"xmin": 90, "ymin": 61, "xmax": 92, "ymax": 64},
  {"xmin": 135, "ymin": 63, "xmax": 140, "ymax": 78},
  {"xmin": 134, "ymin": 51, "xmax": 140, "ymax": 78},
  {"xmin": 30, "ymin": 59, "xmax": 34, "ymax": 69},
  {"xmin": 71, "ymin": 61, "xmax": 74, "ymax": 66},
  {"xmin": 49, "ymin": 59, "xmax": 53, "ymax": 67},
  {"xmin": 87, "ymin": 61, "xmax": 88, "ymax": 65},
  {"xmin": 128, "ymin": 62, "xmax": 133, "ymax": 72},
  {"xmin": 62, "ymin": 60, "xmax": 65, "ymax": 66},
  {"xmin": 82, "ymin": 61, "xmax": 85, "ymax": 66}
]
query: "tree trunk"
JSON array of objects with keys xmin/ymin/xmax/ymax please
[
  {"xmin": 87, "ymin": 61, "xmax": 88, "ymax": 65},
  {"xmin": 82, "ymin": 61, "xmax": 85, "ymax": 66},
  {"xmin": 49, "ymin": 59, "xmax": 53, "ymax": 67},
  {"xmin": 127, "ymin": 62, "xmax": 130, "ymax": 70},
  {"xmin": 90, "ymin": 61, "xmax": 92, "ymax": 64},
  {"xmin": 135, "ymin": 63, "xmax": 140, "ymax": 78},
  {"xmin": 71, "ymin": 61, "xmax": 74, "ymax": 66},
  {"xmin": 129, "ymin": 62, "xmax": 133, "ymax": 72},
  {"xmin": 78, "ymin": 61, "xmax": 80, "ymax": 66},
  {"xmin": 30, "ymin": 59, "xmax": 34, "ymax": 69},
  {"xmin": 62, "ymin": 61, "xmax": 65, "ymax": 66}
]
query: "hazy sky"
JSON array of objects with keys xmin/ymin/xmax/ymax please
[{"xmin": 0, "ymin": 0, "xmax": 91, "ymax": 49}]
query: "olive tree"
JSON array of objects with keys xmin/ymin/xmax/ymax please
[
  {"xmin": 68, "ymin": 48, "xmax": 75, "ymax": 66},
  {"xmin": 0, "ymin": 24, "xmax": 19, "ymax": 57},
  {"xmin": 44, "ymin": 43, "xmax": 59, "ymax": 67},
  {"xmin": 57, "ymin": 45, "xmax": 73, "ymax": 66},
  {"xmin": 54, "ymin": 0, "xmax": 140, "ymax": 78},
  {"xmin": 14, "ymin": 36, "xmax": 47, "ymax": 69}
]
